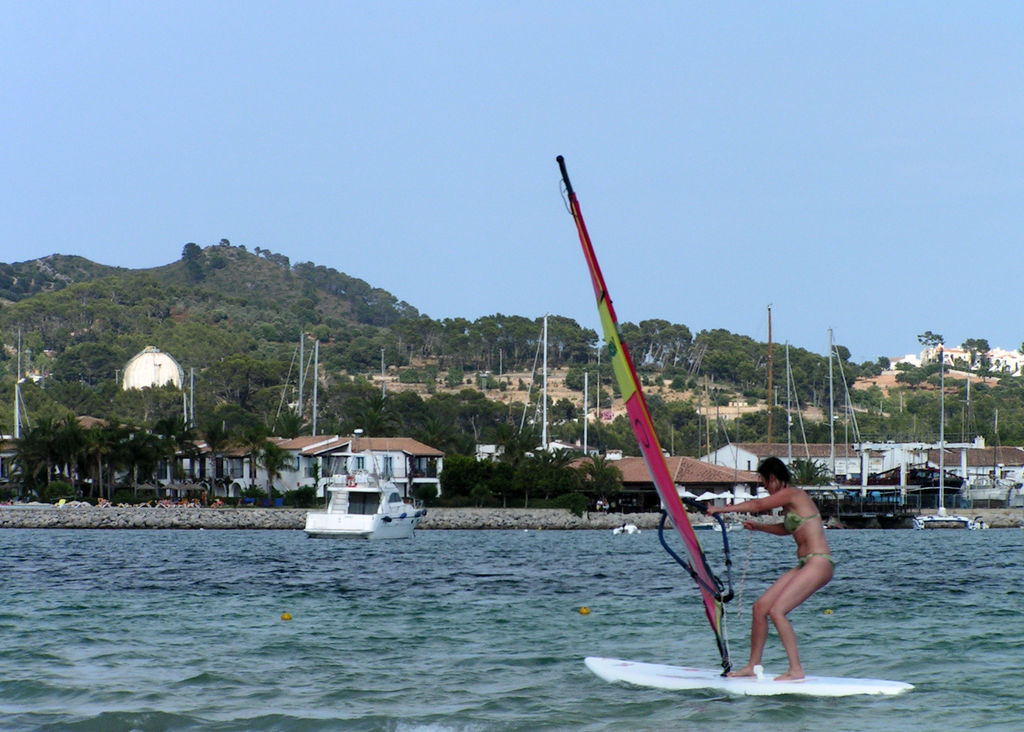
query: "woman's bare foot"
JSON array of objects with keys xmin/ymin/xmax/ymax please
[
  {"xmin": 774, "ymin": 668, "xmax": 805, "ymax": 681},
  {"xmin": 727, "ymin": 664, "xmax": 758, "ymax": 678}
]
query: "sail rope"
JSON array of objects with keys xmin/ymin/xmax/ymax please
[{"xmin": 733, "ymin": 530, "xmax": 754, "ymax": 621}]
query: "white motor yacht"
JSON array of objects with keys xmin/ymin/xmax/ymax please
[{"xmin": 305, "ymin": 470, "xmax": 426, "ymax": 539}]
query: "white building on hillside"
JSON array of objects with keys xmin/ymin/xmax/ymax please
[
  {"xmin": 920, "ymin": 345, "xmax": 1024, "ymax": 376},
  {"xmin": 122, "ymin": 346, "xmax": 184, "ymax": 390}
]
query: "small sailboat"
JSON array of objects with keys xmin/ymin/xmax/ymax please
[{"xmin": 611, "ymin": 523, "xmax": 640, "ymax": 535}]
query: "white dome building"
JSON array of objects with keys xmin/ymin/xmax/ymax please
[{"xmin": 122, "ymin": 346, "xmax": 185, "ymax": 390}]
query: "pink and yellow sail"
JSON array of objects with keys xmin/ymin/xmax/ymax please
[{"xmin": 557, "ymin": 155, "xmax": 731, "ymax": 672}]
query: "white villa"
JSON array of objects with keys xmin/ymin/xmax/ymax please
[
  {"xmin": 918, "ymin": 345, "xmax": 1024, "ymax": 376},
  {"xmin": 703, "ymin": 442, "xmax": 869, "ymax": 481},
  {"xmin": 154, "ymin": 434, "xmax": 444, "ymax": 501},
  {"xmin": 275, "ymin": 434, "xmax": 443, "ymax": 500},
  {"xmin": 703, "ymin": 437, "xmax": 1024, "ymax": 487}
]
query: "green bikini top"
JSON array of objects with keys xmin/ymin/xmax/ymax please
[{"xmin": 783, "ymin": 511, "xmax": 820, "ymax": 534}]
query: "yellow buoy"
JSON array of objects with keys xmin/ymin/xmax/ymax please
[
  {"xmin": 281, "ymin": 612, "xmax": 292, "ymax": 621},
  {"xmin": 823, "ymin": 608, "xmax": 833, "ymax": 615},
  {"xmin": 579, "ymin": 606, "xmax": 591, "ymax": 615}
]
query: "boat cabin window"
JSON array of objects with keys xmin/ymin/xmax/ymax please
[
  {"xmin": 353, "ymin": 456, "xmax": 366, "ymax": 471},
  {"xmin": 348, "ymin": 492, "xmax": 378, "ymax": 515},
  {"xmin": 387, "ymin": 492, "xmax": 401, "ymax": 504},
  {"xmin": 323, "ymin": 456, "xmax": 347, "ymax": 475}
]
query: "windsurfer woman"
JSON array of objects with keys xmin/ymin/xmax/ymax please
[{"xmin": 706, "ymin": 456, "xmax": 832, "ymax": 681}]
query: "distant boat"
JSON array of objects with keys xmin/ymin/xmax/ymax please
[
  {"xmin": 304, "ymin": 458, "xmax": 426, "ymax": 539},
  {"xmin": 961, "ymin": 476, "xmax": 1015, "ymax": 505},
  {"xmin": 612, "ymin": 523, "xmax": 640, "ymax": 535},
  {"xmin": 912, "ymin": 508, "xmax": 986, "ymax": 530},
  {"xmin": 693, "ymin": 521, "xmax": 740, "ymax": 532}
]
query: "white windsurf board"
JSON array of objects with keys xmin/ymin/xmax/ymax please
[{"xmin": 585, "ymin": 657, "xmax": 913, "ymax": 697}]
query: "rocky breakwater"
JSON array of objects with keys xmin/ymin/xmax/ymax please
[
  {"xmin": 0, "ymin": 503, "xmax": 307, "ymax": 530},
  {"xmin": 0, "ymin": 504, "xmax": 689, "ymax": 531},
  {"xmin": 418, "ymin": 508, "xmax": 672, "ymax": 530}
]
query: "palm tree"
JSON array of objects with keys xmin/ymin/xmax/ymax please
[
  {"xmin": 200, "ymin": 419, "xmax": 231, "ymax": 494},
  {"xmin": 258, "ymin": 440, "xmax": 292, "ymax": 504},
  {"xmin": 240, "ymin": 425, "xmax": 269, "ymax": 493},
  {"xmin": 790, "ymin": 458, "xmax": 832, "ymax": 486},
  {"xmin": 83, "ymin": 423, "xmax": 127, "ymax": 501},
  {"xmin": 273, "ymin": 410, "xmax": 305, "ymax": 439},
  {"xmin": 576, "ymin": 455, "xmax": 624, "ymax": 505},
  {"xmin": 123, "ymin": 429, "xmax": 168, "ymax": 488},
  {"xmin": 13, "ymin": 418, "xmax": 57, "ymax": 494},
  {"xmin": 50, "ymin": 417, "xmax": 86, "ymax": 491},
  {"xmin": 494, "ymin": 422, "xmax": 538, "ymax": 471},
  {"xmin": 152, "ymin": 416, "xmax": 198, "ymax": 483},
  {"xmin": 347, "ymin": 393, "xmax": 399, "ymax": 436},
  {"xmin": 415, "ymin": 414, "xmax": 457, "ymax": 453},
  {"xmin": 528, "ymin": 448, "xmax": 578, "ymax": 504}
]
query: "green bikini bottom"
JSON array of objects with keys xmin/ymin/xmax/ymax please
[{"xmin": 797, "ymin": 553, "xmax": 835, "ymax": 568}]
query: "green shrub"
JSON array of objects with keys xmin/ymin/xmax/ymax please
[
  {"xmin": 284, "ymin": 485, "xmax": 317, "ymax": 508},
  {"xmin": 242, "ymin": 484, "xmax": 280, "ymax": 499},
  {"xmin": 44, "ymin": 481, "xmax": 75, "ymax": 502},
  {"xmin": 399, "ymin": 368, "xmax": 424, "ymax": 383},
  {"xmin": 413, "ymin": 483, "xmax": 438, "ymax": 505},
  {"xmin": 113, "ymin": 489, "xmax": 141, "ymax": 505},
  {"xmin": 552, "ymin": 492, "xmax": 589, "ymax": 517}
]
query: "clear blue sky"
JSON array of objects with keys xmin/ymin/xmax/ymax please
[{"xmin": 3, "ymin": 2, "xmax": 1023, "ymax": 363}]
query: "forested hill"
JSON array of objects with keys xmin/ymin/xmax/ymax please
[
  {"xmin": 5, "ymin": 240, "xmax": 1022, "ymax": 452},
  {"xmin": 0, "ymin": 239, "xmax": 872, "ymax": 393},
  {"xmin": 0, "ymin": 241, "xmax": 417, "ymax": 376},
  {"xmin": 0, "ymin": 254, "xmax": 127, "ymax": 300}
]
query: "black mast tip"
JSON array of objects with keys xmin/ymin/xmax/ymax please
[{"xmin": 556, "ymin": 155, "xmax": 573, "ymax": 194}]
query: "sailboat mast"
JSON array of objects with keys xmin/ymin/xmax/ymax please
[
  {"xmin": 298, "ymin": 333, "xmax": 305, "ymax": 418},
  {"xmin": 964, "ymin": 376, "xmax": 970, "ymax": 443},
  {"xmin": 583, "ymin": 371, "xmax": 588, "ymax": 454},
  {"xmin": 993, "ymin": 408, "xmax": 999, "ymax": 480},
  {"xmin": 828, "ymin": 329, "xmax": 835, "ymax": 480},
  {"xmin": 14, "ymin": 329, "xmax": 22, "ymax": 439},
  {"xmin": 766, "ymin": 305, "xmax": 773, "ymax": 443},
  {"xmin": 312, "ymin": 340, "xmax": 319, "ymax": 436},
  {"xmin": 542, "ymin": 314, "xmax": 548, "ymax": 450},
  {"xmin": 704, "ymin": 375, "xmax": 712, "ymax": 462},
  {"xmin": 786, "ymin": 343, "xmax": 792, "ymax": 461},
  {"xmin": 938, "ymin": 344, "xmax": 945, "ymax": 511}
]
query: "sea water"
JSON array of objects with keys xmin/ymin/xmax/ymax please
[{"xmin": 1, "ymin": 526, "xmax": 1022, "ymax": 731}]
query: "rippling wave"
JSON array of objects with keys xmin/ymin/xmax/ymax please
[{"xmin": 1, "ymin": 527, "xmax": 1022, "ymax": 730}]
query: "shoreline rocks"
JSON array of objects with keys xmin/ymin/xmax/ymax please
[
  {"xmin": 1, "ymin": 504, "xmax": 1021, "ymax": 530},
  {"xmin": 0, "ymin": 505, "xmax": 675, "ymax": 531},
  {"xmin": 0, "ymin": 505, "xmax": 308, "ymax": 530}
]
